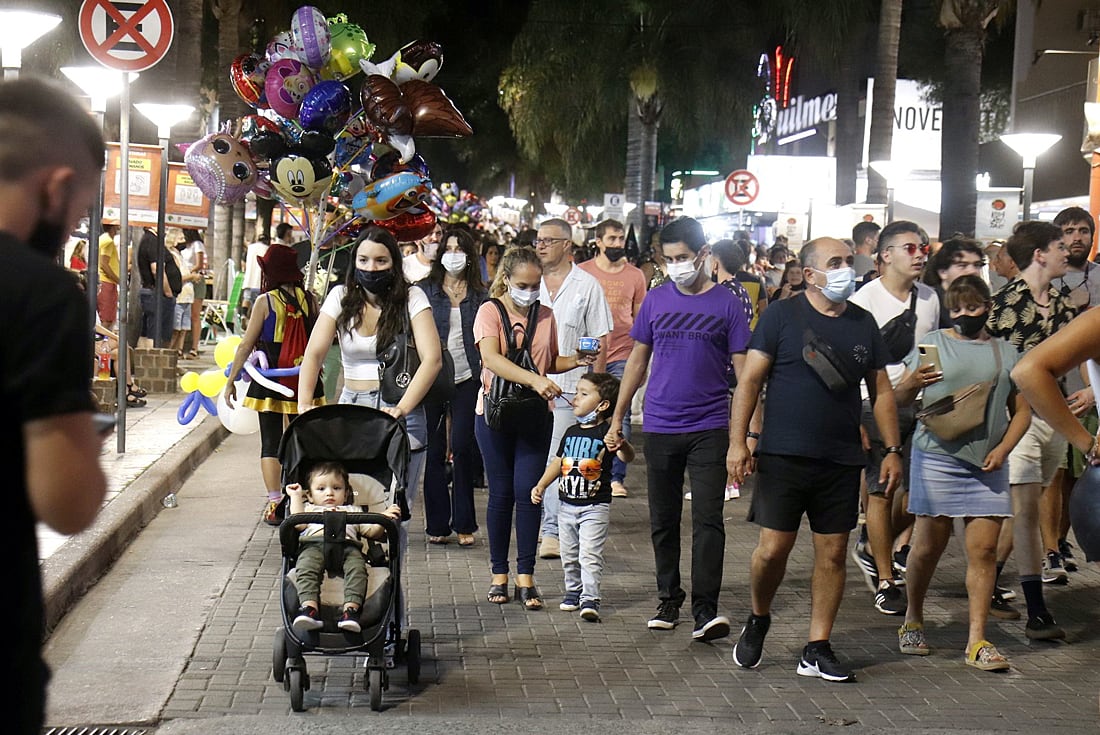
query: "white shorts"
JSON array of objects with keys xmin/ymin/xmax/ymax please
[{"xmin": 1008, "ymin": 415, "xmax": 1067, "ymax": 486}]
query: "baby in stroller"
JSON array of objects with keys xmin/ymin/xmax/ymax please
[{"xmin": 287, "ymin": 460, "xmax": 401, "ymax": 635}]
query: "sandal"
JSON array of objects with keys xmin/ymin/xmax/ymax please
[
  {"xmin": 487, "ymin": 582, "xmax": 509, "ymax": 604},
  {"xmin": 458, "ymin": 534, "xmax": 476, "ymax": 547},
  {"xmin": 186, "ymin": 349, "xmax": 199, "ymax": 358},
  {"xmin": 898, "ymin": 622, "xmax": 931, "ymax": 655},
  {"xmin": 428, "ymin": 535, "xmax": 450, "ymax": 545},
  {"xmin": 126, "ymin": 394, "xmax": 147, "ymax": 408},
  {"xmin": 515, "ymin": 585, "xmax": 544, "ymax": 611},
  {"xmin": 965, "ymin": 639, "xmax": 1010, "ymax": 671},
  {"xmin": 127, "ymin": 384, "xmax": 148, "ymax": 398}
]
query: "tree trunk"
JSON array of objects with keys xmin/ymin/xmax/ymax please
[
  {"xmin": 867, "ymin": 0, "xmax": 903, "ymax": 205},
  {"xmin": 835, "ymin": 31, "xmax": 865, "ymax": 206},
  {"xmin": 939, "ymin": 25, "xmax": 985, "ymax": 240},
  {"xmin": 212, "ymin": 204, "xmax": 232, "ymax": 299},
  {"xmin": 171, "ymin": 0, "xmax": 204, "ymax": 143},
  {"xmin": 625, "ymin": 96, "xmax": 661, "ymax": 235},
  {"xmin": 212, "ymin": 0, "xmax": 247, "ymax": 124}
]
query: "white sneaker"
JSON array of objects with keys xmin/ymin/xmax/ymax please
[{"xmin": 611, "ymin": 481, "xmax": 628, "ymax": 498}]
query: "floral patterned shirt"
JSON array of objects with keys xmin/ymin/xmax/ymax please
[{"xmin": 986, "ymin": 277, "xmax": 1078, "ymax": 355}]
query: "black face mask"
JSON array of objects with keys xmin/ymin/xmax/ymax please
[
  {"xmin": 604, "ymin": 247, "xmax": 626, "ymax": 262},
  {"xmin": 952, "ymin": 312, "xmax": 987, "ymax": 339},
  {"xmin": 355, "ymin": 268, "xmax": 394, "ymax": 294}
]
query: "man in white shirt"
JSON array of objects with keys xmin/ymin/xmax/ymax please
[
  {"xmin": 848, "ymin": 220, "xmax": 940, "ymax": 616},
  {"xmin": 403, "ymin": 221, "xmax": 442, "ymax": 283},
  {"xmin": 241, "ymin": 233, "xmax": 270, "ymax": 322},
  {"xmin": 535, "ymin": 218, "xmax": 613, "ymax": 559}
]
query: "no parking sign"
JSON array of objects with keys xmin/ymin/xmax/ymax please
[{"xmin": 79, "ymin": 0, "xmax": 175, "ymax": 72}]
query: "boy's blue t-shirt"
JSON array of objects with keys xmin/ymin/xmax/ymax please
[{"xmin": 555, "ymin": 420, "xmax": 614, "ymax": 505}]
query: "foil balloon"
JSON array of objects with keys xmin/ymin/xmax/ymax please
[
  {"xmin": 264, "ymin": 58, "xmax": 318, "ymax": 120},
  {"xmin": 184, "ymin": 132, "xmax": 257, "ymax": 205},
  {"xmin": 370, "ymin": 150, "xmax": 430, "ymax": 181},
  {"xmin": 361, "ymin": 40, "xmax": 443, "ymax": 84},
  {"xmin": 298, "ymin": 80, "xmax": 352, "ymax": 135},
  {"xmin": 290, "ymin": 5, "xmax": 331, "ymax": 69},
  {"xmin": 270, "ymin": 153, "xmax": 333, "ymax": 203},
  {"xmin": 253, "ymin": 171, "xmax": 274, "ymax": 200},
  {"xmin": 360, "ymin": 74, "xmax": 412, "ymax": 139},
  {"xmin": 266, "ymin": 30, "xmax": 297, "ymax": 64},
  {"xmin": 402, "ymin": 80, "xmax": 473, "ymax": 138},
  {"xmin": 376, "ymin": 209, "xmax": 437, "ymax": 242},
  {"xmin": 234, "ymin": 114, "xmax": 282, "ymax": 151},
  {"xmin": 323, "ymin": 14, "xmax": 375, "ymax": 81},
  {"xmin": 351, "ymin": 170, "xmax": 432, "ymax": 221},
  {"xmin": 330, "ymin": 171, "xmax": 367, "ymax": 202},
  {"xmin": 229, "ymin": 54, "xmax": 269, "ymax": 108},
  {"xmin": 333, "ymin": 133, "xmax": 373, "ymax": 169}
]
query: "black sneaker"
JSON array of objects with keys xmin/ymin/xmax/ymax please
[
  {"xmin": 874, "ymin": 580, "xmax": 907, "ymax": 615},
  {"xmin": 1025, "ymin": 612, "xmax": 1066, "ymax": 641},
  {"xmin": 893, "ymin": 544, "xmax": 911, "ymax": 574},
  {"xmin": 989, "ymin": 590, "xmax": 1021, "ymax": 620},
  {"xmin": 851, "ymin": 539, "xmax": 878, "ymax": 592},
  {"xmin": 797, "ymin": 642, "xmax": 856, "ymax": 682},
  {"xmin": 1041, "ymin": 550, "xmax": 1068, "ymax": 585},
  {"xmin": 559, "ymin": 591, "xmax": 581, "ymax": 611},
  {"xmin": 292, "ymin": 605, "xmax": 323, "ymax": 632},
  {"xmin": 692, "ymin": 613, "xmax": 731, "ymax": 641},
  {"xmin": 647, "ymin": 600, "xmax": 680, "ymax": 630},
  {"xmin": 994, "ymin": 584, "xmax": 1016, "ymax": 601},
  {"xmin": 1059, "ymin": 540, "xmax": 1079, "ymax": 572},
  {"xmin": 579, "ymin": 599, "xmax": 601, "ymax": 622},
  {"xmin": 733, "ymin": 614, "xmax": 771, "ymax": 668},
  {"xmin": 337, "ymin": 608, "xmax": 361, "ymax": 633}
]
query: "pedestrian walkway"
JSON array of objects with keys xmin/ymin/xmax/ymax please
[{"xmin": 42, "ymin": 418, "xmax": 1100, "ymax": 734}]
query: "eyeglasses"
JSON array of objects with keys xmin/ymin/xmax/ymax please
[
  {"xmin": 888, "ymin": 242, "xmax": 931, "ymax": 256},
  {"xmin": 533, "ymin": 237, "xmax": 570, "ymax": 247}
]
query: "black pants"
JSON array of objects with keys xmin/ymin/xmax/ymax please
[{"xmin": 644, "ymin": 428, "xmax": 729, "ymax": 621}]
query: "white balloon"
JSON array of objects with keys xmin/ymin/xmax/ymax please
[{"xmin": 216, "ymin": 380, "xmax": 260, "ymax": 435}]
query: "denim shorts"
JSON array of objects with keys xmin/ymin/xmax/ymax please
[{"xmin": 338, "ymin": 387, "xmax": 427, "ymax": 451}]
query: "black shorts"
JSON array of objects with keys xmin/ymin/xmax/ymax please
[{"xmin": 748, "ymin": 453, "xmax": 862, "ymax": 535}]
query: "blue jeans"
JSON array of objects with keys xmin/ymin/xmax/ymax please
[
  {"xmin": 559, "ymin": 502, "xmax": 610, "ymax": 603},
  {"xmin": 540, "ymin": 394, "xmax": 577, "ymax": 539},
  {"xmin": 475, "ymin": 410, "xmax": 552, "ymax": 576},
  {"xmin": 139, "ymin": 288, "xmax": 175, "ymax": 346},
  {"xmin": 607, "ymin": 359, "xmax": 631, "ymax": 484},
  {"xmin": 422, "ymin": 379, "xmax": 479, "ymax": 536}
]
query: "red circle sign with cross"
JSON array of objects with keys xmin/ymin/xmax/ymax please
[
  {"xmin": 79, "ymin": 0, "xmax": 175, "ymax": 72},
  {"xmin": 564, "ymin": 207, "xmax": 582, "ymax": 225},
  {"xmin": 725, "ymin": 169, "xmax": 759, "ymax": 206}
]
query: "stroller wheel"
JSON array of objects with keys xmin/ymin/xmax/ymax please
[
  {"xmin": 368, "ymin": 668, "xmax": 384, "ymax": 711},
  {"xmin": 406, "ymin": 629, "xmax": 421, "ymax": 685},
  {"xmin": 272, "ymin": 628, "xmax": 287, "ymax": 683},
  {"xmin": 288, "ymin": 668, "xmax": 306, "ymax": 712}
]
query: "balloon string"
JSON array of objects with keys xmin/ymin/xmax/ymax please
[
  {"xmin": 335, "ymin": 138, "xmax": 373, "ymax": 176},
  {"xmin": 317, "ymin": 215, "xmax": 362, "ymax": 249},
  {"xmin": 277, "ymin": 201, "xmax": 305, "ymax": 233},
  {"xmin": 335, "ymin": 106, "xmax": 364, "ymax": 141}
]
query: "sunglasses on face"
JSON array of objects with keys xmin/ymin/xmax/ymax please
[{"xmin": 889, "ymin": 242, "xmax": 931, "ymax": 256}]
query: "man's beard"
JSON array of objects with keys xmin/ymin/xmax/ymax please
[
  {"xmin": 27, "ymin": 216, "xmax": 67, "ymax": 260},
  {"xmin": 1067, "ymin": 248, "xmax": 1089, "ymax": 268}
]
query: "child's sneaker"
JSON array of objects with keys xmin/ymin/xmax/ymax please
[
  {"xmin": 337, "ymin": 607, "xmax": 362, "ymax": 633},
  {"xmin": 262, "ymin": 498, "xmax": 282, "ymax": 526},
  {"xmin": 559, "ymin": 591, "xmax": 581, "ymax": 612},
  {"xmin": 579, "ymin": 599, "xmax": 601, "ymax": 622},
  {"xmin": 292, "ymin": 605, "xmax": 323, "ymax": 632}
]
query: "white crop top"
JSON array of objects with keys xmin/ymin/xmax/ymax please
[{"xmin": 321, "ymin": 284, "xmax": 431, "ymax": 381}]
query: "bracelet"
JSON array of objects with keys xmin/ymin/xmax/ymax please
[
  {"xmin": 1086, "ymin": 436, "xmax": 1099, "ymax": 462},
  {"xmin": 746, "ymin": 431, "xmax": 761, "ymax": 440},
  {"xmin": 883, "ymin": 445, "xmax": 904, "ymax": 456}
]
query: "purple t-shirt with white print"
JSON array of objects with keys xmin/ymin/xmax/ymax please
[{"xmin": 630, "ymin": 280, "xmax": 751, "ymax": 433}]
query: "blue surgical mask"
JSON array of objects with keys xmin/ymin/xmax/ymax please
[
  {"xmin": 578, "ymin": 407, "xmax": 601, "ymax": 425},
  {"xmin": 812, "ymin": 267, "xmax": 856, "ymax": 303}
]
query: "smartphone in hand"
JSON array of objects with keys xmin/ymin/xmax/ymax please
[{"xmin": 917, "ymin": 344, "xmax": 941, "ymax": 373}]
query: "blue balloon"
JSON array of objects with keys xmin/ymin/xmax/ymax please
[{"xmin": 299, "ymin": 80, "xmax": 352, "ymax": 135}]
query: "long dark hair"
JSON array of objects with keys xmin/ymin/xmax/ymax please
[
  {"xmin": 428, "ymin": 226, "xmax": 486, "ymax": 292},
  {"xmin": 337, "ymin": 225, "xmax": 408, "ymax": 350}
]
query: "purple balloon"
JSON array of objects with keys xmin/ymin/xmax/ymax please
[{"xmin": 298, "ymin": 80, "xmax": 352, "ymax": 134}]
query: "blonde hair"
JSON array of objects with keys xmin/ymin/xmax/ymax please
[{"xmin": 489, "ymin": 246, "xmax": 542, "ymax": 298}]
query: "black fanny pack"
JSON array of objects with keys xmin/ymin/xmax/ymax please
[
  {"xmin": 879, "ymin": 288, "xmax": 918, "ymax": 363},
  {"xmin": 793, "ymin": 296, "xmax": 863, "ymax": 393}
]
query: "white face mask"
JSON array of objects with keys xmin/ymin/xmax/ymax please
[
  {"xmin": 421, "ymin": 239, "xmax": 440, "ymax": 260},
  {"xmin": 441, "ymin": 252, "xmax": 467, "ymax": 274},
  {"xmin": 667, "ymin": 257, "xmax": 702, "ymax": 286},
  {"xmin": 812, "ymin": 266, "xmax": 857, "ymax": 303},
  {"xmin": 509, "ymin": 285, "xmax": 538, "ymax": 307}
]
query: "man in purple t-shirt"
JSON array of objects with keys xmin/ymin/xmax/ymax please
[{"xmin": 609, "ymin": 217, "xmax": 752, "ymax": 641}]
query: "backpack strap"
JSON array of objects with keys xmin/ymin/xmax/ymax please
[{"xmin": 907, "ymin": 287, "xmax": 917, "ymax": 313}]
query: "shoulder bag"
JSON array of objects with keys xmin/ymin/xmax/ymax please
[
  {"xmin": 879, "ymin": 287, "xmax": 918, "ymax": 363},
  {"xmin": 916, "ymin": 340, "xmax": 1001, "ymax": 442},
  {"xmin": 379, "ymin": 308, "xmax": 456, "ymax": 406},
  {"xmin": 483, "ymin": 298, "xmax": 549, "ymax": 431}
]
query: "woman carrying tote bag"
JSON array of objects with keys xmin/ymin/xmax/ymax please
[{"xmin": 474, "ymin": 246, "xmax": 595, "ymax": 610}]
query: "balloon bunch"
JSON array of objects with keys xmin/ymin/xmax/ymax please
[
  {"xmin": 187, "ymin": 5, "xmax": 473, "ymax": 290},
  {"xmin": 429, "ymin": 182, "xmax": 484, "ymax": 225}
]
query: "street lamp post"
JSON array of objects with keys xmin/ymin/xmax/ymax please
[
  {"xmin": 135, "ymin": 103, "xmax": 194, "ymax": 349},
  {"xmin": 868, "ymin": 160, "xmax": 911, "ymax": 223},
  {"xmin": 0, "ymin": 10, "xmax": 60, "ymax": 78},
  {"xmin": 1000, "ymin": 133, "xmax": 1061, "ymax": 221}
]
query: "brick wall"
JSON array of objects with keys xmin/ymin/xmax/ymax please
[
  {"xmin": 91, "ymin": 378, "xmax": 117, "ymax": 413},
  {"xmin": 132, "ymin": 348, "xmax": 179, "ymax": 394}
]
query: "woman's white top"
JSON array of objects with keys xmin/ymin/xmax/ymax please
[
  {"xmin": 321, "ymin": 284, "xmax": 430, "ymax": 381},
  {"xmin": 448, "ymin": 306, "xmax": 472, "ymax": 383}
]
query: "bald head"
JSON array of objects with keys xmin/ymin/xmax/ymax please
[{"xmin": 800, "ymin": 237, "xmax": 851, "ymax": 271}]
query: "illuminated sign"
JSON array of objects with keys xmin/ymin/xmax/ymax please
[{"xmin": 775, "ymin": 93, "xmax": 838, "ymax": 139}]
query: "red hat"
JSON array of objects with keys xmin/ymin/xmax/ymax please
[{"xmin": 258, "ymin": 244, "xmax": 303, "ymax": 290}]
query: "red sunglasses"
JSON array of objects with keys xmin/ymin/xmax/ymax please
[{"xmin": 889, "ymin": 242, "xmax": 931, "ymax": 256}]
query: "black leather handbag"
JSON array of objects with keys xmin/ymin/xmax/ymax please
[
  {"xmin": 379, "ymin": 310, "xmax": 456, "ymax": 406},
  {"xmin": 483, "ymin": 298, "xmax": 548, "ymax": 431}
]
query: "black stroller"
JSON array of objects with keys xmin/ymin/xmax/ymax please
[{"xmin": 271, "ymin": 404, "xmax": 421, "ymax": 711}]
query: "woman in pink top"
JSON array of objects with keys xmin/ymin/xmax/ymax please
[{"xmin": 474, "ymin": 246, "xmax": 595, "ymax": 610}]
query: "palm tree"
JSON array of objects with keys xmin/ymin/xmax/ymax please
[
  {"xmin": 867, "ymin": 0, "xmax": 903, "ymax": 205},
  {"xmin": 937, "ymin": 0, "xmax": 1013, "ymax": 240}
]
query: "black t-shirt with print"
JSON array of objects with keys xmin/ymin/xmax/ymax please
[{"xmin": 555, "ymin": 420, "xmax": 614, "ymax": 505}]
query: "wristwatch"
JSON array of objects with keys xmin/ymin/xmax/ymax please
[{"xmin": 883, "ymin": 446, "xmax": 904, "ymax": 456}]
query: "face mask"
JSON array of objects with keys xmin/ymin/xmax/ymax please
[
  {"xmin": 421, "ymin": 240, "xmax": 440, "ymax": 260},
  {"xmin": 952, "ymin": 312, "xmax": 987, "ymax": 339},
  {"xmin": 667, "ymin": 258, "xmax": 701, "ymax": 286},
  {"xmin": 604, "ymin": 247, "xmax": 626, "ymax": 262},
  {"xmin": 812, "ymin": 267, "xmax": 856, "ymax": 303},
  {"xmin": 355, "ymin": 268, "xmax": 394, "ymax": 294},
  {"xmin": 578, "ymin": 407, "xmax": 601, "ymax": 424},
  {"xmin": 441, "ymin": 252, "xmax": 467, "ymax": 274},
  {"xmin": 509, "ymin": 285, "xmax": 538, "ymax": 307}
]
